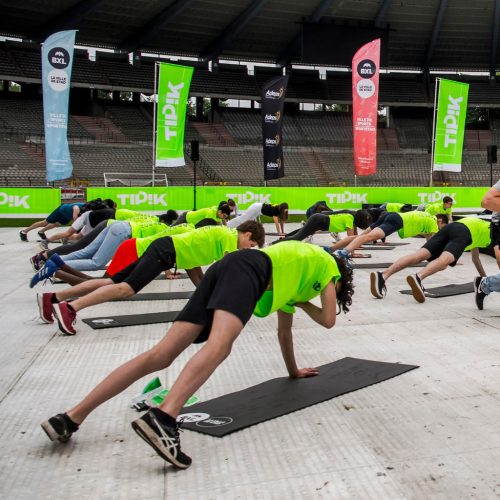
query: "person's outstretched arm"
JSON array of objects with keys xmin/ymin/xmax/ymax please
[
  {"xmin": 186, "ymin": 267, "xmax": 204, "ymax": 286},
  {"xmin": 471, "ymin": 248, "xmax": 487, "ymax": 277},
  {"xmin": 295, "ymin": 281, "xmax": 337, "ymax": 328},
  {"xmin": 277, "ymin": 311, "xmax": 319, "ymax": 378}
]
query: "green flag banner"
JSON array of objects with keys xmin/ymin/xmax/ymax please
[
  {"xmin": 433, "ymin": 79, "xmax": 469, "ymax": 173},
  {"xmin": 0, "ymin": 188, "xmax": 60, "ymax": 217},
  {"xmin": 155, "ymin": 62, "xmax": 193, "ymax": 167}
]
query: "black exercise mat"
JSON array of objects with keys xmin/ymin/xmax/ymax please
[
  {"xmin": 353, "ymin": 262, "xmax": 425, "ymax": 269},
  {"xmin": 400, "ymin": 282, "xmax": 474, "ymax": 298},
  {"xmin": 116, "ymin": 291, "xmax": 194, "ymax": 301},
  {"xmin": 82, "ymin": 311, "xmax": 180, "ymax": 329},
  {"xmin": 178, "ymin": 357, "xmax": 418, "ymax": 437},
  {"xmin": 359, "ymin": 246, "xmax": 395, "ymax": 251}
]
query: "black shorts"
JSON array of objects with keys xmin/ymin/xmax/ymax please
[
  {"xmin": 422, "ymin": 222, "xmax": 472, "ymax": 265},
  {"xmin": 111, "ymin": 237, "xmax": 176, "ymax": 293},
  {"xmin": 369, "ymin": 212, "xmax": 403, "ymax": 236},
  {"xmin": 176, "ymin": 249, "xmax": 272, "ymax": 344},
  {"xmin": 491, "ymin": 220, "xmax": 500, "ymax": 248}
]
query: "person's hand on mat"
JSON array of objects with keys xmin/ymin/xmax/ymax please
[
  {"xmin": 165, "ymin": 269, "xmax": 181, "ymax": 280},
  {"xmin": 352, "ymin": 253, "xmax": 371, "ymax": 258},
  {"xmin": 291, "ymin": 367, "xmax": 319, "ymax": 378}
]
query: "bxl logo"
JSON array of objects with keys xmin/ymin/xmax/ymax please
[{"xmin": 312, "ymin": 281, "xmax": 321, "ymax": 292}]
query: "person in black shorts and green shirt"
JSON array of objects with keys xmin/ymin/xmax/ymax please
[
  {"xmin": 173, "ymin": 204, "xmax": 231, "ymax": 227},
  {"xmin": 227, "ymin": 202, "xmax": 289, "ymax": 235},
  {"xmin": 41, "ymin": 240, "xmax": 354, "ymax": 470},
  {"xmin": 276, "ymin": 210, "xmax": 372, "ymax": 243},
  {"xmin": 50, "ymin": 222, "xmax": 265, "ymax": 335},
  {"xmin": 370, "ymin": 217, "xmax": 495, "ymax": 302},
  {"xmin": 332, "ymin": 210, "xmax": 447, "ymax": 255}
]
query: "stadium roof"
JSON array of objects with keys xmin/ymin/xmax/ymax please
[{"xmin": 1, "ymin": 0, "xmax": 500, "ymax": 72}]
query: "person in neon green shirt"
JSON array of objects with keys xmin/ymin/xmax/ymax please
[
  {"xmin": 41, "ymin": 241, "xmax": 354, "ymax": 470},
  {"xmin": 419, "ymin": 196, "xmax": 454, "ymax": 223},
  {"xmin": 276, "ymin": 210, "xmax": 372, "ymax": 243},
  {"xmin": 48, "ymin": 221, "xmax": 266, "ymax": 336},
  {"xmin": 332, "ymin": 210, "xmax": 448, "ymax": 255},
  {"xmin": 173, "ymin": 204, "xmax": 231, "ymax": 227},
  {"xmin": 370, "ymin": 217, "xmax": 496, "ymax": 303}
]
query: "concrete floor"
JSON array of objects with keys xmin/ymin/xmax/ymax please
[{"xmin": 1, "ymin": 224, "xmax": 500, "ymax": 500}]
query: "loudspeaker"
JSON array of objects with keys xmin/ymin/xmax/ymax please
[
  {"xmin": 190, "ymin": 140, "xmax": 199, "ymax": 162},
  {"xmin": 487, "ymin": 145, "xmax": 497, "ymax": 164}
]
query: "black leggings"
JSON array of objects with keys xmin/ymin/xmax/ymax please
[
  {"xmin": 279, "ymin": 213, "xmax": 330, "ymax": 242},
  {"xmin": 47, "ymin": 220, "xmax": 108, "ymax": 258}
]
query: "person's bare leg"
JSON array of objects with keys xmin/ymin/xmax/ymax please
[
  {"xmin": 383, "ymin": 248, "xmax": 431, "ymax": 280},
  {"xmin": 54, "ymin": 278, "xmax": 113, "ymax": 302},
  {"xmin": 160, "ymin": 310, "xmax": 243, "ymax": 418},
  {"xmin": 53, "ymin": 269, "xmax": 95, "ymax": 286},
  {"xmin": 417, "ymin": 251, "xmax": 455, "ymax": 280},
  {"xmin": 67, "ymin": 321, "xmax": 204, "ymax": 424},
  {"xmin": 345, "ymin": 228, "xmax": 386, "ymax": 253},
  {"xmin": 69, "ymin": 282, "xmax": 135, "ymax": 311},
  {"xmin": 22, "ymin": 220, "xmax": 48, "ymax": 234},
  {"xmin": 41, "ymin": 223, "xmax": 59, "ymax": 234}
]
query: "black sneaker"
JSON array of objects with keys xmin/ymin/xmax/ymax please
[
  {"xmin": 474, "ymin": 276, "xmax": 487, "ymax": 310},
  {"xmin": 131, "ymin": 408, "xmax": 192, "ymax": 469},
  {"xmin": 40, "ymin": 413, "xmax": 79, "ymax": 443},
  {"xmin": 370, "ymin": 271, "xmax": 387, "ymax": 299},
  {"xmin": 38, "ymin": 231, "xmax": 47, "ymax": 240},
  {"xmin": 20, "ymin": 231, "xmax": 28, "ymax": 242},
  {"xmin": 406, "ymin": 274, "xmax": 426, "ymax": 303}
]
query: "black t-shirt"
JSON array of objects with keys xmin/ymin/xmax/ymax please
[
  {"xmin": 89, "ymin": 208, "xmax": 116, "ymax": 227},
  {"xmin": 261, "ymin": 203, "xmax": 280, "ymax": 217}
]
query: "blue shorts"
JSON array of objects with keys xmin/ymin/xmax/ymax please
[
  {"xmin": 369, "ymin": 212, "xmax": 403, "ymax": 237},
  {"xmin": 46, "ymin": 204, "xmax": 75, "ymax": 225}
]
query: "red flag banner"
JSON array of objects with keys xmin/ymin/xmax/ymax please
[{"xmin": 352, "ymin": 39, "xmax": 380, "ymax": 176}]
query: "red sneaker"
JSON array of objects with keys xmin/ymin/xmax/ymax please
[
  {"xmin": 52, "ymin": 301, "xmax": 77, "ymax": 335},
  {"xmin": 37, "ymin": 293, "xmax": 55, "ymax": 324}
]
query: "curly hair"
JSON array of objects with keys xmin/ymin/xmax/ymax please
[{"xmin": 331, "ymin": 254, "xmax": 354, "ymax": 314}]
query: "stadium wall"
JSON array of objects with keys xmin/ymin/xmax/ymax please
[{"xmin": 0, "ymin": 186, "xmax": 489, "ymax": 220}]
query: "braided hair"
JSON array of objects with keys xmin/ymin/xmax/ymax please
[{"xmin": 331, "ymin": 253, "xmax": 354, "ymax": 315}]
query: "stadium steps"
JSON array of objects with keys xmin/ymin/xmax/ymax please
[
  {"xmin": 73, "ymin": 116, "xmax": 129, "ymax": 143},
  {"xmin": 191, "ymin": 122, "xmax": 238, "ymax": 146},
  {"xmin": 18, "ymin": 142, "xmax": 45, "ymax": 166},
  {"xmin": 301, "ymin": 151, "xmax": 331, "ymax": 185}
]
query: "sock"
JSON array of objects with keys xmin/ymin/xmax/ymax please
[
  {"xmin": 150, "ymin": 407, "xmax": 176, "ymax": 427},
  {"xmin": 63, "ymin": 413, "xmax": 79, "ymax": 432}
]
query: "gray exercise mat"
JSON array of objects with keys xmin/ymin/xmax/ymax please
[
  {"xmin": 359, "ymin": 246, "xmax": 395, "ymax": 251},
  {"xmin": 400, "ymin": 282, "xmax": 474, "ymax": 298},
  {"xmin": 116, "ymin": 291, "xmax": 194, "ymax": 301},
  {"xmin": 179, "ymin": 357, "xmax": 418, "ymax": 437},
  {"xmin": 353, "ymin": 262, "xmax": 425, "ymax": 269},
  {"xmin": 363, "ymin": 242, "xmax": 410, "ymax": 246},
  {"xmin": 82, "ymin": 311, "xmax": 180, "ymax": 329}
]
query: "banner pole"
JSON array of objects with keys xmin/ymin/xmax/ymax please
[
  {"xmin": 152, "ymin": 62, "xmax": 158, "ymax": 187},
  {"xmin": 429, "ymin": 78, "xmax": 439, "ymax": 187},
  {"xmin": 354, "ymin": 174, "xmax": 357, "ymax": 187}
]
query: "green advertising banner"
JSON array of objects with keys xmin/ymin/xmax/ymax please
[
  {"xmin": 433, "ymin": 79, "xmax": 469, "ymax": 172},
  {"xmin": 155, "ymin": 62, "xmax": 193, "ymax": 167},
  {"xmin": 0, "ymin": 188, "xmax": 60, "ymax": 217},
  {"xmin": 87, "ymin": 186, "xmax": 489, "ymax": 213}
]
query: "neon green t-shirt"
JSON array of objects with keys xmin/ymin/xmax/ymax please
[
  {"xmin": 328, "ymin": 213, "xmax": 354, "ymax": 233},
  {"xmin": 385, "ymin": 203, "xmax": 405, "ymax": 213},
  {"xmin": 254, "ymin": 241, "xmax": 341, "ymax": 317},
  {"xmin": 456, "ymin": 218, "xmax": 491, "ymax": 251},
  {"xmin": 185, "ymin": 207, "xmax": 219, "ymax": 226},
  {"xmin": 135, "ymin": 224, "xmax": 195, "ymax": 257},
  {"xmin": 114, "ymin": 209, "xmax": 158, "ymax": 221},
  {"xmin": 425, "ymin": 202, "xmax": 452, "ymax": 217},
  {"xmin": 398, "ymin": 211, "xmax": 438, "ymax": 238},
  {"xmin": 128, "ymin": 220, "xmax": 166, "ymax": 239},
  {"xmin": 172, "ymin": 225, "xmax": 238, "ymax": 269}
]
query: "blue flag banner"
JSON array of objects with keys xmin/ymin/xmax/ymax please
[{"xmin": 41, "ymin": 30, "xmax": 76, "ymax": 182}]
